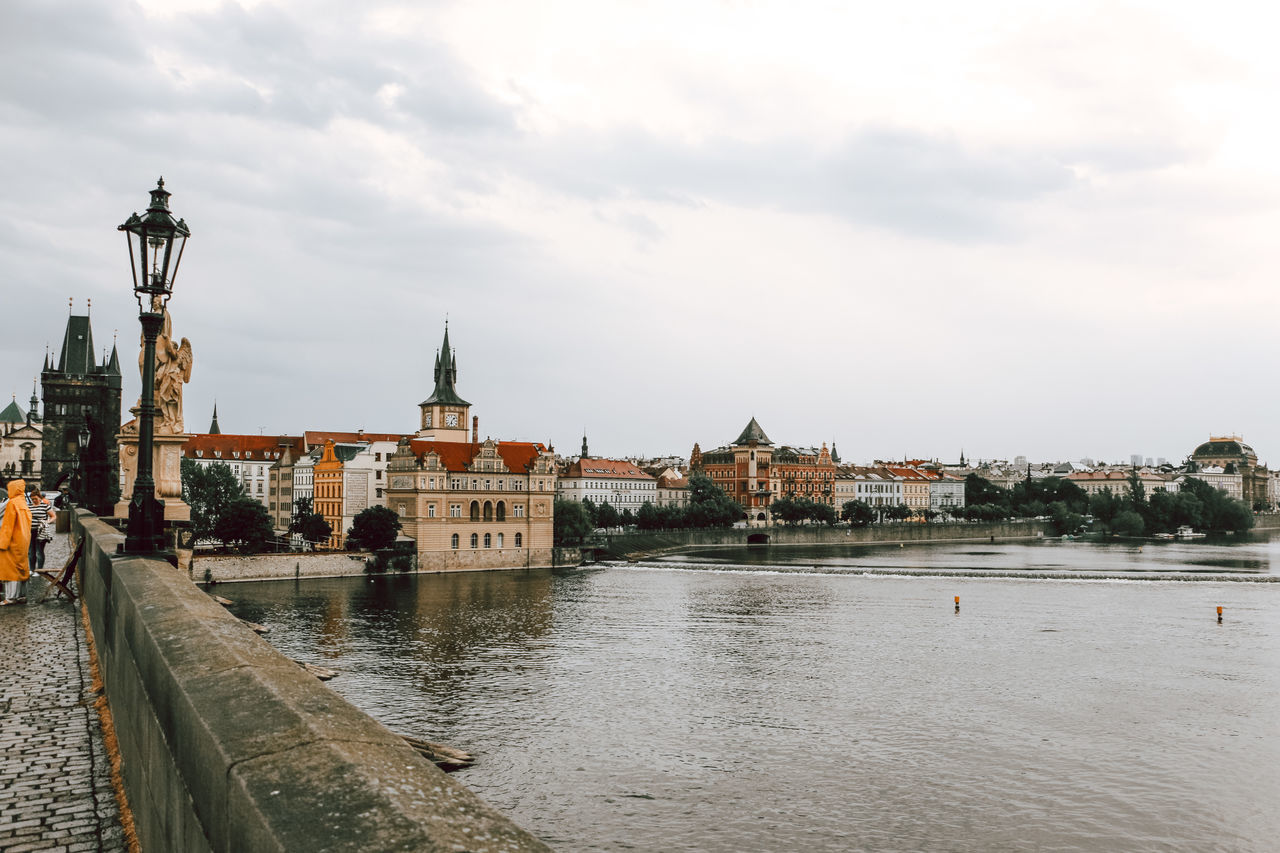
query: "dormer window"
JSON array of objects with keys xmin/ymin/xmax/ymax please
[{"xmin": 195, "ymin": 450, "xmax": 203, "ymax": 458}]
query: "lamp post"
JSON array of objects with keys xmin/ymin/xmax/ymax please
[
  {"xmin": 119, "ymin": 177, "xmax": 190, "ymax": 553},
  {"xmin": 74, "ymin": 421, "xmax": 90, "ymax": 508}
]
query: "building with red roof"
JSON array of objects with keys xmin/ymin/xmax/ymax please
[{"xmin": 383, "ymin": 325, "xmax": 559, "ymax": 570}]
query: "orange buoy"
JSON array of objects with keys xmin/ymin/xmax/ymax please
[{"xmin": 1217, "ymin": 605, "xmax": 1224, "ymax": 623}]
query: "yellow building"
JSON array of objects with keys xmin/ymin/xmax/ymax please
[{"xmin": 384, "ymin": 325, "xmax": 558, "ymax": 570}]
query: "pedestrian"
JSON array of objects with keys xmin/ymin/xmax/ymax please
[
  {"xmin": 27, "ymin": 483, "xmax": 52, "ymax": 575},
  {"xmin": 0, "ymin": 479, "xmax": 32, "ymax": 605}
]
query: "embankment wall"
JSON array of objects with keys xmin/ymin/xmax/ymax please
[
  {"xmin": 75, "ymin": 510, "xmax": 549, "ymax": 852},
  {"xmin": 597, "ymin": 520, "xmax": 1047, "ymax": 559}
]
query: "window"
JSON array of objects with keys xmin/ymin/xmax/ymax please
[
  {"xmin": 470, "ymin": 501, "xmax": 480, "ymax": 521},
  {"xmin": 496, "ymin": 501, "xmax": 505, "ymax": 521},
  {"xmin": 451, "ymin": 533, "xmax": 459, "ymax": 549},
  {"xmin": 497, "ymin": 533, "xmax": 504, "ymax": 548},
  {"xmin": 376, "ymin": 470, "xmax": 382, "ymax": 480},
  {"xmin": 450, "ymin": 504, "xmax": 461, "ymax": 518},
  {"xmin": 470, "ymin": 533, "xmax": 478, "ymax": 549},
  {"xmin": 375, "ymin": 488, "xmax": 383, "ymax": 499},
  {"xmin": 427, "ymin": 504, "xmax": 436, "ymax": 518},
  {"xmin": 483, "ymin": 501, "xmax": 493, "ymax": 521},
  {"xmin": 514, "ymin": 505, "xmax": 524, "ymax": 518},
  {"xmin": 375, "ymin": 453, "xmax": 381, "ymax": 462},
  {"xmin": 514, "ymin": 532, "xmax": 522, "ymax": 547},
  {"xmin": 484, "ymin": 533, "xmax": 491, "ymax": 548}
]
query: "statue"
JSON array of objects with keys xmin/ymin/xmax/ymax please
[{"xmin": 135, "ymin": 307, "xmax": 193, "ymax": 435}]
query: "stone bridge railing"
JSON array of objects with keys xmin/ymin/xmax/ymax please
[{"xmin": 75, "ymin": 510, "xmax": 549, "ymax": 852}]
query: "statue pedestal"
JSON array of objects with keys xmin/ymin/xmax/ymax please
[{"xmin": 115, "ymin": 431, "xmax": 191, "ymax": 522}]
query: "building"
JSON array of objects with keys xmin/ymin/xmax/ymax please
[
  {"xmin": 383, "ymin": 325, "xmax": 558, "ymax": 570},
  {"xmin": 181, "ymin": 434, "xmax": 300, "ymax": 514},
  {"xmin": 0, "ymin": 387, "xmax": 42, "ymax": 482},
  {"xmin": 1185, "ymin": 464, "xmax": 1243, "ymax": 502},
  {"xmin": 883, "ymin": 465, "xmax": 932, "ymax": 514},
  {"xmin": 558, "ymin": 436, "xmax": 657, "ymax": 510},
  {"xmin": 838, "ymin": 466, "xmax": 904, "ymax": 510},
  {"xmin": 691, "ymin": 418, "xmax": 836, "ymax": 524},
  {"xmin": 647, "ymin": 467, "xmax": 690, "ymax": 509},
  {"xmin": 1066, "ymin": 468, "xmax": 1180, "ymax": 499},
  {"xmin": 41, "ymin": 309, "xmax": 122, "ymax": 514},
  {"xmin": 926, "ymin": 471, "xmax": 966, "ymax": 513},
  {"xmin": 1189, "ymin": 436, "xmax": 1269, "ymax": 508}
]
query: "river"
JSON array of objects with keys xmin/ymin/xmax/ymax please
[{"xmin": 226, "ymin": 536, "xmax": 1280, "ymax": 852}]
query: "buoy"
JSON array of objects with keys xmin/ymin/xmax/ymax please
[
  {"xmin": 954, "ymin": 595, "xmax": 960, "ymax": 613},
  {"xmin": 1217, "ymin": 605, "xmax": 1223, "ymax": 623}
]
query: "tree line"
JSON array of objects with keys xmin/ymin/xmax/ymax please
[
  {"xmin": 181, "ymin": 460, "xmax": 400, "ymax": 553},
  {"xmin": 963, "ymin": 471, "xmax": 1253, "ymax": 536}
]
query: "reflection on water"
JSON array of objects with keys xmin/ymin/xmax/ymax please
[{"xmin": 228, "ymin": 540, "xmax": 1280, "ymax": 852}]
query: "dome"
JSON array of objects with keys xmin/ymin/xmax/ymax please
[{"xmin": 1192, "ymin": 438, "xmax": 1254, "ymax": 459}]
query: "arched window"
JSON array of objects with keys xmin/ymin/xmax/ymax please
[
  {"xmin": 496, "ymin": 501, "xmax": 505, "ymax": 521},
  {"xmin": 483, "ymin": 501, "xmax": 493, "ymax": 521},
  {"xmin": 514, "ymin": 532, "xmax": 522, "ymax": 548},
  {"xmin": 470, "ymin": 501, "xmax": 480, "ymax": 521},
  {"xmin": 470, "ymin": 533, "xmax": 478, "ymax": 548},
  {"xmin": 484, "ymin": 533, "xmax": 491, "ymax": 548},
  {"xmin": 451, "ymin": 533, "xmax": 459, "ymax": 550}
]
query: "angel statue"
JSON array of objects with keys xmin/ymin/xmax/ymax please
[{"xmin": 136, "ymin": 308, "xmax": 194, "ymax": 435}]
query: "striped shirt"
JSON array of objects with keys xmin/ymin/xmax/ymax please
[{"xmin": 28, "ymin": 496, "xmax": 51, "ymax": 530}]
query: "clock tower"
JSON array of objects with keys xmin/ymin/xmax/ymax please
[{"xmin": 417, "ymin": 323, "xmax": 472, "ymax": 442}]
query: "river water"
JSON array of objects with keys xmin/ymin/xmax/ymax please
[{"xmin": 226, "ymin": 537, "xmax": 1280, "ymax": 852}]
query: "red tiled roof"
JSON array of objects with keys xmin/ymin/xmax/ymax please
[
  {"xmin": 305, "ymin": 430, "xmax": 404, "ymax": 448},
  {"xmin": 561, "ymin": 458, "xmax": 655, "ymax": 480},
  {"xmin": 658, "ymin": 474, "xmax": 689, "ymax": 489},
  {"xmin": 182, "ymin": 434, "xmax": 304, "ymax": 462},
  {"xmin": 406, "ymin": 440, "xmax": 548, "ymax": 473}
]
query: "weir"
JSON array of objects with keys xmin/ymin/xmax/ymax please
[{"xmin": 74, "ymin": 509, "xmax": 549, "ymax": 852}]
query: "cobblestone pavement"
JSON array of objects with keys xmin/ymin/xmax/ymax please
[{"xmin": 0, "ymin": 532, "xmax": 126, "ymax": 853}]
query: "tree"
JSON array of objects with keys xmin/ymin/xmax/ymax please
[
  {"xmin": 885, "ymin": 503, "xmax": 914, "ymax": 523},
  {"xmin": 965, "ymin": 474, "xmax": 1010, "ymax": 515},
  {"xmin": 554, "ymin": 498, "xmax": 593, "ymax": 545},
  {"xmin": 596, "ymin": 500, "xmax": 621, "ymax": 530},
  {"xmin": 214, "ymin": 497, "xmax": 274, "ymax": 552},
  {"xmin": 685, "ymin": 473, "xmax": 742, "ymax": 528},
  {"xmin": 182, "ymin": 459, "xmax": 244, "ymax": 542},
  {"xmin": 1047, "ymin": 501, "xmax": 1086, "ymax": 535},
  {"xmin": 289, "ymin": 496, "xmax": 332, "ymax": 547},
  {"xmin": 346, "ymin": 505, "xmax": 402, "ymax": 551},
  {"xmin": 841, "ymin": 500, "xmax": 874, "ymax": 527},
  {"xmin": 1111, "ymin": 509, "xmax": 1145, "ymax": 537}
]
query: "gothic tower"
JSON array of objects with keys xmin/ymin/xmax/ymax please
[{"xmin": 40, "ymin": 305, "xmax": 122, "ymax": 513}]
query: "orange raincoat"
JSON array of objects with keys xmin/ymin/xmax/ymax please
[{"xmin": 0, "ymin": 479, "xmax": 32, "ymax": 583}]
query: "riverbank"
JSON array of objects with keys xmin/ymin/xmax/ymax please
[{"xmin": 595, "ymin": 519, "xmax": 1047, "ymax": 561}]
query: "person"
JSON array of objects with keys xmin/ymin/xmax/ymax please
[
  {"xmin": 27, "ymin": 483, "xmax": 51, "ymax": 575},
  {"xmin": 0, "ymin": 479, "xmax": 32, "ymax": 605}
]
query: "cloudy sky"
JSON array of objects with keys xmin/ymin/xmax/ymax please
[{"xmin": 3, "ymin": 0, "xmax": 1278, "ymax": 466}]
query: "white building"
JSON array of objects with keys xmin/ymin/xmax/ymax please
[{"xmin": 558, "ymin": 457, "xmax": 657, "ymax": 510}]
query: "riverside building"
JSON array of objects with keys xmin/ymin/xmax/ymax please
[{"xmin": 384, "ymin": 325, "xmax": 558, "ymax": 570}]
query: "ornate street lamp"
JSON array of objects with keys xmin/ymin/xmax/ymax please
[
  {"xmin": 75, "ymin": 421, "xmax": 91, "ymax": 507},
  {"xmin": 119, "ymin": 177, "xmax": 190, "ymax": 553}
]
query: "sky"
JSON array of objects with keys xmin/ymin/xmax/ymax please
[{"xmin": 3, "ymin": 0, "xmax": 1279, "ymax": 467}]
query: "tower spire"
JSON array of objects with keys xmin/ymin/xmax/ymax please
[{"xmin": 209, "ymin": 401, "xmax": 221, "ymax": 435}]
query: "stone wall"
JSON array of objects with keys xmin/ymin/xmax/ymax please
[
  {"xmin": 75, "ymin": 510, "xmax": 549, "ymax": 852},
  {"xmin": 598, "ymin": 520, "xmax": 1047, "ymax": 558},
  {"xmin": 194, "ymin": 550, "xmax": 373, "ymax": 583}
]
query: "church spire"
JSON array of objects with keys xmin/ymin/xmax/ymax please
[
  {"xmin": 28, "ymin": 379, "xmax": 39, "ymax": 424},
  {"xmin": 581, "ymin": 431, "xmax": 589, "ymax": 459},
  {"xmin": 209, "ymin": 402, "xmax": 221, "ymax": 435},
  {"xmin": 420, "ymin": 322, "xmax": 471, "ymax": 408}
]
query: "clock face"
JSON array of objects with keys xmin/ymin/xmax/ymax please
[
  {"xmin": 423, "ymin": 412, "xmax": 432, "ymax": 428},
  {"xmin": 445, "ymin": 413, "xmax": 459, "ymax": 427}
]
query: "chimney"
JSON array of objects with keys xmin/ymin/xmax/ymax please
[
  {"xmin": 472, "ymin": 416, "xmax": 478, "ymax": 443},
  {"xmin": 358, "ymin": 428, "xmax": 364, "ymax": 440}
]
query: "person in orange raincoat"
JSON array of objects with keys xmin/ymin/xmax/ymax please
[{"xmin": 0, "ymin": 478, "xmax": 32, "ymax": 604}]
